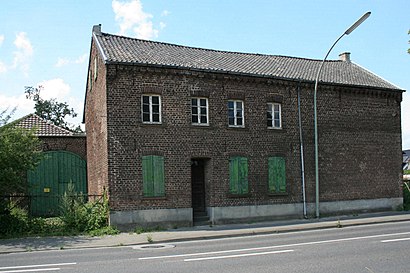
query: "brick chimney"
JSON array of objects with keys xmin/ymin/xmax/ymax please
[
  {"xmin": 93, "ymin": 24, "xmax": 102, "ymax": 35},
  {"xmin": 339, "ymin": 52, "xmax": 351, "ymax": 63}
]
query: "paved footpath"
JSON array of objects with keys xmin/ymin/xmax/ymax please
[{"xmin": 1, "ymin": 211, "xmax": 409, "ymax": 254}]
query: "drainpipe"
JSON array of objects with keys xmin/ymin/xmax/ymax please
[{"xmin": 297, "ymin": 81, "xmax": 307, "ymax": 218}]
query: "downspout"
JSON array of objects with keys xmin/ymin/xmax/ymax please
[{"xmin": 297, "ymin": 81, "xmax": 307, "ymax": 218}]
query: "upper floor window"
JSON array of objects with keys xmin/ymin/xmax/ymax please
[
  {"xmin": 228, "ymin": 100, "xmax": 244, "ymax": 127},
  {"xmin": 142, "ymin": 95, "xmax": 161, "ymax": 124},
  {"xmin": 191, "ymin": 98, "xmax": 209, "ymax": 126},
  {"xmin": 267, "ymin": 103, "xmax": 281, "ymax": 129}
]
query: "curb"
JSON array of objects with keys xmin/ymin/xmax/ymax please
[{"xmin": 1, "ymin": 213, "xmax": 409, "ymax": 254}]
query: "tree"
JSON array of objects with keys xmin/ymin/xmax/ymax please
[
  {"xmin": 408, "ymin": 30, "xmax": 410, "ymax": 54},
  {"xmin": 0, "ymin": 108, "xmax": 16, "ymax": 127},
  {"xmin": 24, "ymin": 86, "xmax": 83, "ymax": 133},
  {"xmin": 0, "ymin": 109, "xmax": 42, "ymax": 196}
]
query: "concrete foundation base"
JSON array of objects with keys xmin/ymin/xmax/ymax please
[
  {"xmin": 208, "ymin": 203, "xmax": 303, "ymax": 225},
  {"xmin": 208, "ymin": 198, "xmax": 403, "ymax": 224},
  {"xmin": 109, "ymin": 208, "xmax": 193, "ymax": 231},
  {"xmin": 309, "ymin": 197, "xmax": 403, "ymax": 216},
  {"xmin": 108, "ymin": 198, "xmax": 402, "ymax": 229}
]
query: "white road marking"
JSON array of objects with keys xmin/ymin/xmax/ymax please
[
  {"xmin": 173, "ymin": 221, "xmax": 409, "ymax": 245},
  {"xmin": 183, "ymin": 249, "xmax": 294, "ymax": 262},
  {"xmin": 0, "ymin": 268, "xmax": 60, "ymax": 273},
  {"xmin": 381, "ymin": 237, "xmax": 410, "ymax": 243},
  {"xmin": 0, "ymin": 263, "xmax": 76, "ymax": 270},
  {"xmin": 0, "ymin": 262, "xmax": 76, "ymax": 273},
  {"xmin": 139, "ymin": 231, "xmax": 410, "ymax": 261}
]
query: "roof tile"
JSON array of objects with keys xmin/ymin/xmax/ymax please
[
  {"xmin": 13, "ymin": 114, "xmax": 75, "ymax": 137},
  {"xmin": 95, "ymin": 32, "xmax": 401, "ymax": 91}
]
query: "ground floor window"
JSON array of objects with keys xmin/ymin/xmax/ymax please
[
  {"xmin": 229, "ymin": 156, "xmax": 248, "ymax": 194},
  {"xmin": 268, "ymin": 156, "xmax": 286, "ymax": 193},
  {"xmin": 142, "ymin": 155, "xmax": 165, "ymax": 197}
]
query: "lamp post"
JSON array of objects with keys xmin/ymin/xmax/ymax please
[{"xmin": 314, "ymin": 12, "xmax": 371, "ymax": 218}]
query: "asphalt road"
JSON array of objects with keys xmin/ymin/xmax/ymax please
[{"xmin": 1, "ymin": 221, "xmax": 410, "ymax": 273}]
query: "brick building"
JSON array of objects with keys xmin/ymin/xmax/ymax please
[
  {"xmin": 84, "ymin": 25, "xmax": 404, "ymax": 229},
  {"xmin": 15, "ymin": 113, "xmax": 86, "ymax": 160},
  {"xmin": 14, "ymin": 113, "xmax": 87, "ymax": 216}
]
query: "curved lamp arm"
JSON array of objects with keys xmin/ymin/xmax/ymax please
[{"xmin": 313, "ymin": 12, "xmax": 371, "ymax": 218}]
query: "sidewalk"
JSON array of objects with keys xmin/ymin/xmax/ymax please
[{"xmin": 1, "ymin": 211, "xmax": 409, "ymax": 254}]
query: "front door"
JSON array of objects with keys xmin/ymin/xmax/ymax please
[{"xmin": 191, "ymin": 159, "xmax": 206, "ymax": 213}]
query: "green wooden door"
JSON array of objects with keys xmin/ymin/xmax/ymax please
[{"xmin": 27, "ymin": 151, "xmax": 87, "ymax": 216}]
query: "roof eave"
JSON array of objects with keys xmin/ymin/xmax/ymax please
[{"xmin": 104, "ymin": 60, "xmax": 404, "ymax": 93}]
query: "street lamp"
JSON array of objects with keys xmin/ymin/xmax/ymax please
[{"xmin": 314, "ymin": 12, "xmax": 371, "ymax": 218}]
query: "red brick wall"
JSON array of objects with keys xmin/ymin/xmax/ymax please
[
  {"xmin": 40, "ymin": 136, "xmax": 86, "ymax": 160},
  {"xmin": 95, "ymin": 63, "xmax": 402, "ymax": 212},
  {"xmin": 84, "ymin": 40, "xmax": 109, "ymax": 197}
]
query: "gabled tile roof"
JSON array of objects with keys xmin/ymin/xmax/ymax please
[
  {"xmin": 13, "ymin": 114, "xmax": 75, "ymax": 137},
  {"xmin": 94, "ymin": 32, "xmax": 402, "ymax": 91}
]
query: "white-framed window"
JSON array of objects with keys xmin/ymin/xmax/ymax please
[
  {"xmin": 142, "ymin": 95, "xmax": 161, "ymax": 124},
  {"xmin": 267, "ymin": 102, "xmax": 281, "ymax": 129},
  {"xmin": 191, "ymin": 97, "xmax": 209, "ymax": 126},
  {"xmin": 228, "ymin": 100, "xmax": 244, "ymax": 127}
]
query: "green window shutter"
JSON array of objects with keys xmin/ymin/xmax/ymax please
[
  {"xmin": 142, "ymin": 156, "xmax": 154, "ymax": 196},
  {"xmin": 153, "ymin": 156, "xmax": 165, "ymax": 196},
  {"xmin": 229, "ymin": 158, "xmax": 239, "ymax": 194},
  {"xmin": 230, "ymin": 157, "xmax": 248, "ymax": 194},
  {"xmin": 239, "ymin": 157, "xmax": 248, "ymax": 194},
  {"xmin": 142, "ymin": 155, "xmax": 165, "ymax": 197},
  {"xmin": 269, "ymin": 157, "xmax": 286, "ymax": 193},
  {"xmin": 268, "ymin": 158, "xmax": 276, "ymax": 192}
]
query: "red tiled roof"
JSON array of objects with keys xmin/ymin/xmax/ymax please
[{"xmin": 13, "ymin": 114, "xmax": 75, "ymax": 136}]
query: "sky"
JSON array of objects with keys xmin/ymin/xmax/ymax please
[{"xmin": 0, "ymin": 0, "xmax": 409, "ymax": 148}]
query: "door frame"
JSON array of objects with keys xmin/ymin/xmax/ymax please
[{"xmin": 191, "ymin": 158, "xmax": 209, "ymax": 216}]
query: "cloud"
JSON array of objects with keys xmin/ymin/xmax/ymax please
[
  {"xmin": 55, "ymin": 57, "xmax": 70, "ymax": 68},
  {"xmin": 0, "ymin": 62, "xmax": 6, "ymax": 73},
  {"xmin": 112, "ymin": 0, "xmax": 160, "ymax": 40},
  {"xmin": 38, "ymin": 78, "xmax": 71, "ymax": 100},
  {"xmin": 0, "ymin": 35, "xmax": 4, "ymax": 46},
  {"xmin": 159, "ymin": 22, "xmax": 166, "ymax": 30},
  {"xmin": 0, "ymin": 93, "xmax": 34, "ymax": 114},
  {"xmin": 37, "ymin": 78, "xmax": 84, "ymax": 127},
  {"xmin": 12, "ymin": 32, "xmax": 33, "ymax": 75},
  {"xmin": 161, "ymin": 10, "xmax": 169, "ymax": 17},
  {"xmin": 55, "ymin": 53, "xmax": 87, "ymax": 68},
  {"xmin": 74, "ymin": 53, "xmax": 88, "ymax": 64}
]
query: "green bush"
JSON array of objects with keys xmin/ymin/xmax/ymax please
[
  {"xmin": 0, "ymin": 202, "xmax": 29, "ymax": 237},
  {"xmin": 59, "ymin": 183, "xmax": 110, "ymax": 232},
  {"xmin": 0, "ymin": 187, "xmax": 116, "ymax": 238},
  {"xmin": 0, "ymin": 202, "xmax": 62, "ymax": 238}
]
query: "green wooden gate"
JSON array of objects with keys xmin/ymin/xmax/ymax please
[{"xmin": 27, "ymin": 151, "xmax": 87, "ymax": 216}]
